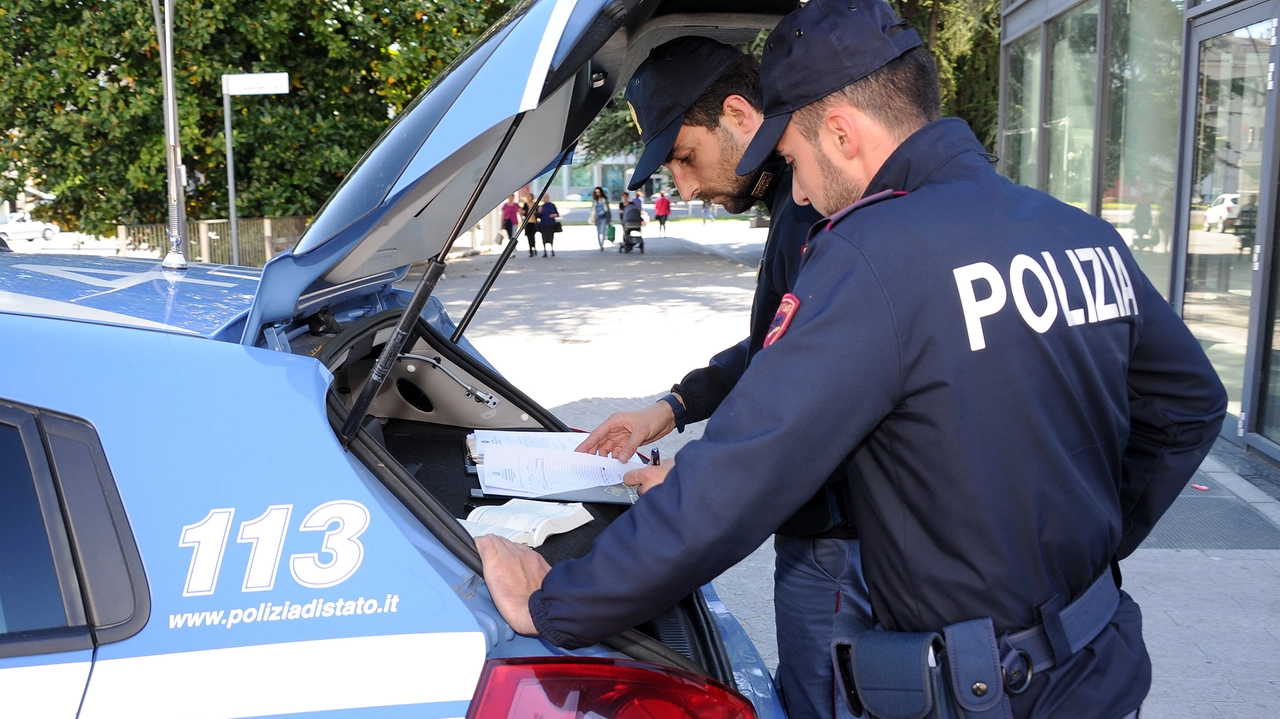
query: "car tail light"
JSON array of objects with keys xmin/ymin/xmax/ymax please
[{"xmin": 466, "ymin": 657, "xmax": 758, "ymax": 719}]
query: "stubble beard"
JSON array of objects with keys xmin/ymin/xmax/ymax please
[
  {"xmin": 814, "ymin": 142, "xmax": 863, "ymax": 217},
  {"xmin": 698, "ymin": 127, "xmax": 757, "ymax": 215}
]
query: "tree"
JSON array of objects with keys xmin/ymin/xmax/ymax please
[
  {"xmin": 580, "ymin": 98, "xmax": 641, "ymax": 165},
  {"xmin": 0, "ymin": 0, "xmax": 510, "ymax": 234},
  {"xmin": 890, "ymin": 0, "xmax": 1001, "ymax": 151}
]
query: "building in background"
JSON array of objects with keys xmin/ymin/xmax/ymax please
[{"xmin": 1001, "ymin": 0, "xmax": 1280, "ymax": 457}]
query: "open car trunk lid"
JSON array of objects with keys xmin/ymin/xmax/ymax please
[{"xmin": 241, "ymin": 0, "xmax": 799, "ymax": 347}]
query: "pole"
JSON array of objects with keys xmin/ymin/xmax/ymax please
[
  {"xmin": 224, "ymin": 92, "xmax": 239, "ymax": 266},
  {"xmin": 152, "ymin": 0, "xmax": 187, "ymax": 270}
]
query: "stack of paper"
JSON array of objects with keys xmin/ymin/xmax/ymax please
[{"xmin": 467, "ymin": 431, "xmax": 643, "ymax": 504}]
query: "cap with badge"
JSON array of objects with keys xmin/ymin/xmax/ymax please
[
  {"xmin": 624, "ymin": 37, "xmax": 743, "ymax": 192},
  {"xmin": 736, "ymin": 0, "xmax": 922, "ymax": 177}
]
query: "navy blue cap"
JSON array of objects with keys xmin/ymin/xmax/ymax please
[
  {"xmin": 624, "ymin": 37, "xmax": 743, "ymax": 191},
  {"xmin": 736, "ymin": 0, "xmax": 922, "ymax": 176}
]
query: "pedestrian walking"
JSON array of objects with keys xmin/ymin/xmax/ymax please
[
  {"xmin": 654, "ymin": 191, "xmax": 671, "ymax": 236},
  {"xmin": 501, "ymin": 194, "xmax": 521, "ymax": 244},
  {"xmin": 536, "ymin": 198, "xmax": 560, "ymax": 257},
  {"xmin": 520, "ymin": 193, "xmax": 538, "ymax": 257},
  {"xmin": 591, "ymin": 186, "xmax": 612, "ymax": 251}
]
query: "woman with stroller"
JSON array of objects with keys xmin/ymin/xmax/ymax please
[
  {"xmin": 536, "ymin": 197, "xmax": 560, "ymax": 257},
  {"xmin": 591, "ymin": 187, "xmax": 612, "ymax": 251},
  {"xmin": 520, "ymin": 193, "xmax": 539, "ymax": 257},
  {"xmin": 619, "ymin": 193, "xmax": 644, "ymax": 253}
]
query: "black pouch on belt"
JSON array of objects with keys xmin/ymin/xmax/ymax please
[
  {"xmin": 942, "ymin": 618, "xmax": 1013, "ymax": 719},
  {"xmin": 831, "ymin": 620, "xmax": 954, "ymax": 719},
  {"xmin": 832, "ymin": 616, "xmax": 1013, "ymax": 719}
]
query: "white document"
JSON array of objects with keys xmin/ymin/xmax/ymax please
[
  {"xmin": 473, "ymin": 430, "xmax": 623, "ymax": 457},
  {"xmin": 458, "ymin": 499, "xmax": 592, "ymax": 547},
  {"xmin": 478, "ymin": 444, "xmax": 641, "ymax": 499}
]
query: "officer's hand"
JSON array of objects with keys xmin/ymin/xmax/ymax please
[
  {"xmin": 576, "ymin": 402, "xmax": 676, "ymax": 461},
  {"xmin": 624, "ymin": 459, "xmax": 673, "ymax": 495},
  {"xmin": 476, "ymin": 535, "xmax": 549, "ymax": 636}
]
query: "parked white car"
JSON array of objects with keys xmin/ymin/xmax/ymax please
[
  {"xmin": 1203, "ymin": 193, "xmax": 1239, "ymax": 232},
  {"xmin": 0, "ymin": 212, "xmax": 59, "ymax": 241}
]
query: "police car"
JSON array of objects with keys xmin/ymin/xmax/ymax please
[{"xmin": 0, "ymin": 1, "xmax": 795, "ymax": 717}]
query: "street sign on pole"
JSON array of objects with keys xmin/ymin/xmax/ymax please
[
  {"xmin": 222, "ymin": 73, "xmax": 289, "ymax": 96},
  {"xmin": 222, "ymin": 72, "xmax": 289, "ymax": 266}
]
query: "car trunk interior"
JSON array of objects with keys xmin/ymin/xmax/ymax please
[{"xmin": 298, "ymin": 308, "xmax": 732, "ymax": 682}]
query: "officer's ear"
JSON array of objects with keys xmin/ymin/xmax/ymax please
[
  {"xmin": 823, "ymin": 106, "xmax": 861, "ymax": 162},
  {"xmin": 720, "ymin": 95, "xmax": 761, "ymax": 141}
]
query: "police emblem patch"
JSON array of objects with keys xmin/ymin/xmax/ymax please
[
  {"xmin": 627, "ymin": 101, "xmax": 642, "ymax": 135},
  {"xmin": 764, "ymin": 293, "xmax": 800, "ymax": 348}
]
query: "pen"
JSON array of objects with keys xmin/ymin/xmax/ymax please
[{"xmin": 650, "ymin": 448, "xmax": 661, "ymax": 466}]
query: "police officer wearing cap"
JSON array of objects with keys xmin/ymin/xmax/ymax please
[
  {"xmin": 570, "ymin": 36, "xmax": 868, "ymax": 719},
  {"xmin": 478, "ymin": 2, "xmax": 1226, "ymax": 717}
]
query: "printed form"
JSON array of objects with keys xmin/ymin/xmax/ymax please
[
  {"xmin": 474, "ymin": 430, "xmax": 601, "ymax": 455},
  {"xmin": 479, "ymin": 444, "xmax": 641, "ymax": 498}
]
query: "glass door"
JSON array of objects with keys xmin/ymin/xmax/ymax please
[{"xmin": 1180, "ymin": 7, "xmax": 1276, "ymax": 430}]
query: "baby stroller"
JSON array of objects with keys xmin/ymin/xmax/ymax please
[{"xmin": 620, "ymin": 203, "xmax": 645, "ymax": 253}]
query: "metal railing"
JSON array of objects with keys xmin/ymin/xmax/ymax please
[{"xmin": 116, "ymin": 216, "xmax": 310, "ymax": 267}]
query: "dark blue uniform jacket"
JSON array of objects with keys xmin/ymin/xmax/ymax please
[
  {"xmin": 532, "ymin": 119, "xmax": 1226, "ymax": 716},
  {"xmin": 671, "ymin": 161, "xmax": 850, "ymax": 537},
  {"xmin": 674, "ymin": 159, "xmax": 820, "ymax": 423}
]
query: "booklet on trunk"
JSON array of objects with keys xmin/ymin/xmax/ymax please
[{"xmin": 457, "ymin": 499, "xmax": 592, "ymax": 547}]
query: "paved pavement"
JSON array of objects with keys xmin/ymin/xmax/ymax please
[{"xmin": 27, "ymin": 217, "xmax": 1280, "ymax": 716}]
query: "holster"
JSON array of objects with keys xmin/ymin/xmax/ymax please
[{"xmin": 832, "ymin": 615, "xmax": 1012, "ymax": 719}]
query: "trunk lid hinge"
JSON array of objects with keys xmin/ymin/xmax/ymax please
[{"xmin": 263, "ymin": 324, "xmax": 291, "ymax": 353}]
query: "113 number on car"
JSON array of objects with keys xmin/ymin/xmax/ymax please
[{"xmin": 179, "ymin": 501, "xmax": 369, "ymax": 596}]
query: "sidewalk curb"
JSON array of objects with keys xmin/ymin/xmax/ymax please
[{"xmin": 1199, "ymin": 455, "xmax": 1280, "ymax": 529}]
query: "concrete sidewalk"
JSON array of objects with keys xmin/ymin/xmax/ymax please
[{"xmin": 438, "ymin": 220, "xmax": 1280, "ymax": 718}]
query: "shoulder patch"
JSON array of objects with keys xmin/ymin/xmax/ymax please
[{"xmin": 764, "ymin": 293, "xmax": 800, "ymax": 348}]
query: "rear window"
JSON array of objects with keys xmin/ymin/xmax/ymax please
[{"xmin": 0, "ymin": 423, "xmax": 72, "ymax": 634}]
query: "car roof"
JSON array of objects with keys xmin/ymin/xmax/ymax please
[{"xmin": 0, "ymin": 254, "xmax": 260, "ymax": 338}]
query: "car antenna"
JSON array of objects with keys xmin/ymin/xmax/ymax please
[
  {"xmin": 338, "ymin": 114, "xmax": 526, "ymax": 449},
  {"xmin": 451, "ymin": 142, "xmax": 576, "ymax": 344}
]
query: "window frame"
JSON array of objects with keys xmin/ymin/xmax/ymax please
[
  {"xmin": 0, "ymin": 402, "xmax": 91, "ymax": 659},
  {"xmin": 0, "ymin": 400, "xmax": 150, "ymax": 658}
]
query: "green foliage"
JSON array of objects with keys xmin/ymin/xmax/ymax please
[
  {"xmin": 0, "ymin": 0, "xmax": 509, "ymax": 234},
  {"xmin": 580, "ymin": 95, "xmax": 641, "ymax": 164},
  {"xmin": 890, "ymin": 0, "xmax": 1002, "ymax": 151}
]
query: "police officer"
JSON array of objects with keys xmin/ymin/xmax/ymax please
[
  {"xmin": 479, "ymin": 2, "xmax": 1226, "ymax": 716},
  {"xmin": 573, "ymin": 36, "xmax": 868, "ymax": 719}
]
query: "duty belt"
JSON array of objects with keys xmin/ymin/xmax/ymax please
[
  {"xmin": 997, "ymin": 571, "xmax": 1120, "ymax": 692},
  {"xmin": 831, "ymin": 570, "xmax": 1121, "ymax": 719}
]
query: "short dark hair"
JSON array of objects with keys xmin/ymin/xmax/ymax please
[
  {"xmin": 682, "ymin": 54, "xmax": 763, "ymax": 130},
  {"xmin": 794, "ymin": 45, "xmax": 941, "ymax": 144}
]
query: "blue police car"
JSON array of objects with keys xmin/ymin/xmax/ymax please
[{"xmin": 0, "ymin": 1, "xmax": 795, "ymax": 717}]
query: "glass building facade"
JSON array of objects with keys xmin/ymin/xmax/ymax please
[{"xmin": 1000, "ymin": 0, "xmax": 1280, "ymax": 456}]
